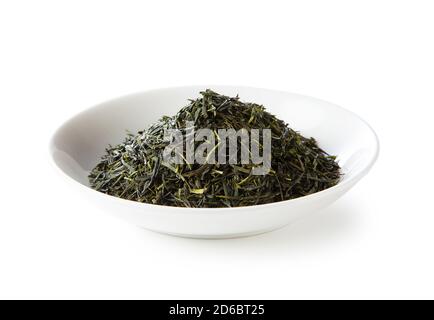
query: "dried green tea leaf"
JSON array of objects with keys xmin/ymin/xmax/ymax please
[{"xmin": 89, "ymin": 90, "xmax": 341, "ymax": 208}]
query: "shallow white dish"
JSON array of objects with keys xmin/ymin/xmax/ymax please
[{"xmin": 50, "ymin": 86, "xmax": 379, "ymax": 239}]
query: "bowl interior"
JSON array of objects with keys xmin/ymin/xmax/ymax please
[{"xmin": 50, "ymin": 86, "xmax": 378, "ymax": 190}]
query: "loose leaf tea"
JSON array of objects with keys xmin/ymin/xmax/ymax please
[{"xmin": 89, "ymin": 90, "xmax": 341, "ymax": 207}]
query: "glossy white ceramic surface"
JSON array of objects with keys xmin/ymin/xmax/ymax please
[{"xmin": 50, "ymin": 86, "xmax": 379, "ymax": 238}]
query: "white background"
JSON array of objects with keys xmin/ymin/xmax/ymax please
[{"xmin": 1, "ymin": 0, "xmax": 433, "ymax": 299}]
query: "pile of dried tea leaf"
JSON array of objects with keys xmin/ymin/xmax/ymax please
[{"xmin": 89, "ymin": 90, "xmax": 341, "ymax": 207}]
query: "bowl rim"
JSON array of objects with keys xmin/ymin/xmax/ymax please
[{"xmin": 49, "ymin": 85, "xmax": 380, "ymax": 213}]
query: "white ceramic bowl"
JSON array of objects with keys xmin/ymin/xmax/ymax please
[{"xmin": 50, "ymin": 86, "xmax": 379, "ymax": 238}]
